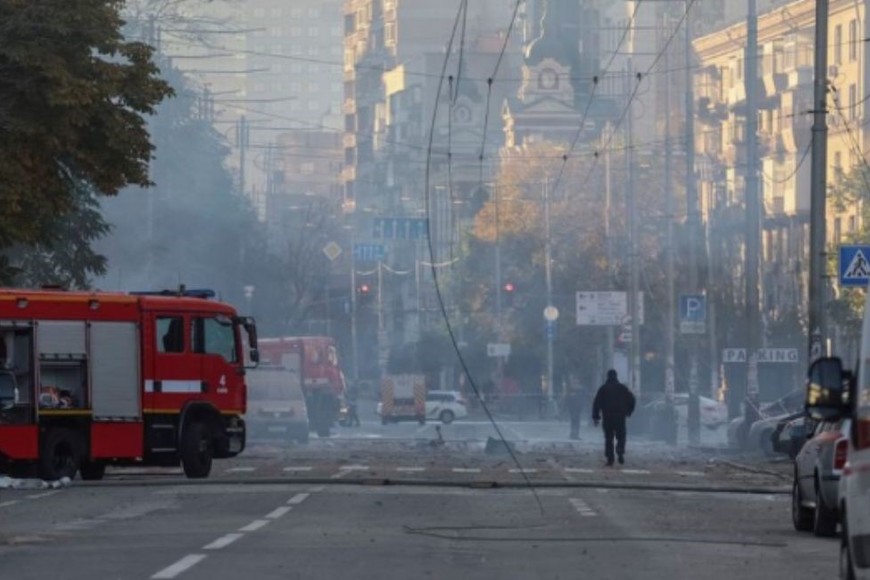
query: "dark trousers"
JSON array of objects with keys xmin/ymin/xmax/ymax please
[
  {"xmin": 569, "ymin": 414, "xmax": 580, "ymax": 439},
  {"xmin": 602, "ymin": 415, "xmax": 627, "ymax": 463}
]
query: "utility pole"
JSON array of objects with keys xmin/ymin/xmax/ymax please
[
  {"xmin": 685, "ymin": 0, "xmax": 701, "ymax": 446},
  {"xmin": 809, "ymin": 0, "xmax": 830, "ymax": 361},
  {"xmin": 604, "ymin": 125, "xmax": 615, "ymax": 371},
  {"xmin": 664, "ymin": 23, "xmax": 677, "ymax": 444},
  {"xmin": 544, "ymin": 177, "xmax": 555, "ymax": 408},
  {"xmin": 627, "ymin": 58, "xmax": 641, "ymax": 398},
  {"xmin": 237, "ymin": 115, "xmax": 249, "ymax": 198},
  {"xmin": 494, "ymin": 181, "xmax": 504, "ymax": 384},
  {"xmin": 744, "ymin": 0, "xmax": 762, "ymax": 424}
]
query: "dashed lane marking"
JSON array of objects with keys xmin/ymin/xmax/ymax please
[
  {"xmin": 452, "ymin": 468, "xmax": 481, "ymax": 474},
  {"xmin": 676, "ymin": 471, "xmax": 705, "ymax": 477},
  {"xmin": 396, "ymin": 467, "xmax": 426, "ymax": 472},
  {"xmin": 282, "ymin": 466, "xmax": 313, "ymax": 472},
  {"xmin": 25, "ymin": 491, "xmax": 61, "ymax": 500},
  {"xmin": 287, "ymin": 493, "xmax": 311, "ymax": 505},
  {"xmin": 564, "ymin": 468, "xmax": 595, "ymax": 474},
  {"xmin": 620, "ymin": 469, "xmax": 652, "ymax": 475},
  {"xmin": 203, "ymin": 533, "xmax": 243, "ymax": 551},
  {"xmin": 509, "ymin": 468, "xmax": 538, "ymax": 474},
  {"xmin": 570, "ymin": 498, "xmax": 597, "ymax": 518},
  {"xmin": 0, "ymin": 500, "xmax": 20, "ymax": 508},
  {"xmin": 308, "ymin": 486, "xmax": 325, "ymax": 493},
  {"xmin": 226, "ymin": 467, "xmax": 256, "ymax": 474},
  {"xmin": 266, "ymin": 506, "xmax": 293, "ymax": 519},
  {"xmin": 152, "ymin": 554, "xmax": 207, "ymax": 579},
  {"xmin": 340, "ymin": 465, "xmax": 370, "ymax": 471},
  {"xmin": 238, "ymin": 519, "xmax": 270, "ymax": 533}
]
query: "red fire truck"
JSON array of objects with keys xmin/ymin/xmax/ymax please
[
  {"xmin": 258, "ymin": 337, "xmax": 346, "ymax": 437},
  {"xmin": 0, "ymin": 288, "xmax": 258, "ymax": 480}
]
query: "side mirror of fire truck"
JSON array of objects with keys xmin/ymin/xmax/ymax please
[{"xmin": 238, "ymin": 316, "xmax": 260, "ymax": 368}]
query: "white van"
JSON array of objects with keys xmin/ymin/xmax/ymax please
[{"xmin": 805, "ymin": 330, "xmax": 868, "ymax": 578}]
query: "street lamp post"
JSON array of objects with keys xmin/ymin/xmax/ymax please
[{"xmin": 544, "ymin": 177, "xmax": 555, "ymax": 410}]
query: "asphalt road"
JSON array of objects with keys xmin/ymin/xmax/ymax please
[
  {"xmin": 0, "ymin": 413, "xmax": 822, "ymax": 579},
  {"xmin": 0, "ymin": 475, "xmax": 836, "ymax": 580}
]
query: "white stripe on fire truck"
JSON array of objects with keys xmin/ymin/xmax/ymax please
[{"xmin": 144, "ymin": 380, "xmax": 203, "ymax": 393}]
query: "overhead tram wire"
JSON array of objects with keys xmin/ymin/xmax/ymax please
[
  {"xmin": 548, "ymin": 0, "xmax": 645, "ymax": 199},
  {"xmin": 424, "ymin": 0, "xmax": 545, "ymax": 516},
  {"xmin": 477, "ymin": 0, "xmax": 524, "ymax": 185},
  {"xmin": 578, "ymin": 0, "xmax": 699, "ymax": 193}
]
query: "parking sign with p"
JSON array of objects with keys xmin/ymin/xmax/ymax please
[{"xmin": 680, "ymin": 294, "xmax": 706, "ymax": 334}]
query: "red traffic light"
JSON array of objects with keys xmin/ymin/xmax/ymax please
[
  {"xmin": 358, "ymin": 284, "xmax": 370, "ymax": 294},
  {"xmin": 503, "ymin": 282, "xmax": 515, "ymax": 293}
]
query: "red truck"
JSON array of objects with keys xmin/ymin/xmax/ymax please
[
  {"xmin": 258, "ymin": 337, "xmax": 346, "ymax": 437},
  {"xmin": 0, "ymin": 288, "xmax": 258, "ymax": 480}
]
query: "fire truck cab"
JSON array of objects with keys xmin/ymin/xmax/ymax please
[{"xmin": 0, "ymin": 288, "xmax": 258, "ymax": 480}]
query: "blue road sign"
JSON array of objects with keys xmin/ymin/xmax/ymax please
[
  {"xmin": 353, "ymin": 243, "xmax": 386, "ymax": 262},
  {"xmin": 545, "ymin": 320, "xmax": 556, "ymax": 342},
  {"xmin": 373, "ymin": 217, "xmax": 428, "ymax": 240},
  {"xmin": 679, "ymin": 294, "xmax": 706, "ymax": 334},
  {"xmin": 839, "ymin": 245, "xmax": 870, "ymax": 287},
  {"xmin": 680, "ymin": 294, "xmax": 706, "ymax": 321}
]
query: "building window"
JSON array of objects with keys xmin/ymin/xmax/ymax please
[
  {"xmin": 850, "ymin": 215, "xmax": 858, "ymax": 233},
  {"xmin": 850, "ymin": 19, "xmax": 858, "ymax": 61},
  {"xmin": 385, "ymin": 22, "xmax": 396, "ymax": 46},
  {"xmin": 850, "ymin": 83, "xmax": 858, "ymax": 120},
  {"xmin": 308, "ymin": 26, "xmax": 319, "ymax": 37},
  {"xmin": 834, "ymin": 151, "xmax": 843, "ymax": 181},
  {"xmin": 301, "ymin": 162, "xmax": 315, "ymax": 175},
  {"xmin": 834, "ymin": 217, "xmax": 842, "ymax": 242},
  {"xmin": 835, "ymin": 24, "xmax": 843, "ymax": 65}
]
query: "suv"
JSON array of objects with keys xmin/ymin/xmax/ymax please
[{"xmin": 426, "ymin": 391, "xmax": 468, "ymax": 424}]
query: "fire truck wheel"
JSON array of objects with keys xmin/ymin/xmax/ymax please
[
  {"xmin": 79, "ymin": 460, "xmax": 106, "ymax": 481},
  {"xmin": 39, "ymin": 428, "xmax": 82, "ymax": 481},
  {"xmin": 181, "ymin": 422, "xmax": 213, "ymax": 479}
]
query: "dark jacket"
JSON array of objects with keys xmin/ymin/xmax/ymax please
[
  {"xmin": 565, "ymin": 390, "xmax": 584, "ymax": 416},
  {"xmin": 592, "ymin": 379, "xmax": 636, "ymax": 420}
]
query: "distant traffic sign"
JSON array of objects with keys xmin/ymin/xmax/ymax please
[
  {"xmin": 373, "ymin": 217, "xmax": 428, "ymax": 240},
  {"xmin": 679, "ymin": 294, "xmax": 706, "ymax": 334},
  {"xmin": 322, "ymin": 241, "xmax": 342, "ymax": 262},
  {"xmin": 840, "ymin": 245, "xmax": 870, "ymax": 287},
  {"xmin": 487, "ymin": 343, "xmax": 511, "ymax": 357},
  {"xmin": 576, "ymin": 292, "xmax": 644, "ymax": 326},
  {"xmin": 353, "ymin": 243, "xmax": 386, "ymax": 262}
]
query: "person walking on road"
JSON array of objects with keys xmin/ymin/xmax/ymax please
[
  {"xmin": 565, "ymin": 386, "xmax": 584, "ymax": 440},
  {"xmin": 592, "ymin": 369, "xmax": 636, "ymax": 466}
]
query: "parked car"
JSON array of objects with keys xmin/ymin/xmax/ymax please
[
  {"xmin": 792, "ymin": 418, "xmax": 850, "ymax": 537},
  {"xmin": 377, "ymin": 390, "xmax": 469, "ymax": 424},
  {"xmin": 246, "ymin": 366, "xmax": 310, "ymax": 444},
  {"xmin": 426, "ymin": 391, "xmax": 468, "ymax": 424},
  {"xmin": 727, "ymin": 390, "xmax": 805, "ymax": 449},
  {"xmin": 643, "ymin": 393, "xmax": 728, "ymax": 430},
  {"xmin": 773, "ymin": 415, "xmax": 815, "ymax": 459},
  {"xmin": 747, "ymin": 411, "xmax": 804, "ymax": 456}
]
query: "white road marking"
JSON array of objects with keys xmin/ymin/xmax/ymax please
[
  {"xmin": 26, "ymin": 490, "xmax": 60, "ymax": 500},
  {"xmin": 396, "ymin": 467, "xmax": 426, "ymax": 472},
  {"xmin": 564, "ymin": 468, "xmax": 595, "ymax": 474},
  {"xmin": 287, "ymin": 493, "xmax": 311, "ymax": 505},
  {"xmin": 238, "ymin": 519, "xmax": 270, "ymax": 532},
  {"xmin": 620, "ymin": 469, "xmax": 651, "ymax": 475},
  {"xmin": 570, "ymin": 498, "xmax": 597, "ymax": 518},
  {"xmin": 152, "ymin": 554, "xmax": 207, "ymax": 579},
  {"xmin": 0, "ymin": 500, "xmax": 20, "ymax": 508},
  {"xmin": 203, "ymin": 533, "xmax": 243, "ymax": 551},
  {"xmin": 308, "ymin": 486, "xmax": 325, "ymax": 493},
  {"xmin": 340, "ymin": 465, "xmax": 369, "ymax": 471},
  {"xmin": 676, "ymin": 471, "xmax": 705, "ymax": 477},
  {"xmin": 282, "ymin": 466, "xmax": 313, "ymax": 472},
  {"xmin": 452, "ymin": 468, "xmax": 481, "ymax": 473},
  {"xmin": 266, "ymin": 506, "xmax": 293, "ymax": 519},
  {"xmin": 226, "ymin": 467, "xmax": 256, "ymax": 473},
  {"xmin": 509, "ymin": 468, "xmax": 537, "ymax": 474}
]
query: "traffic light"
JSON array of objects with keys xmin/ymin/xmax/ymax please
[
  {"xmin": 356, "ymin": 283, "xmax": 373, "ymax": 307},
  {"xmin": 502, "ymin": 281, "xmax": 516, "ymax": 306}
]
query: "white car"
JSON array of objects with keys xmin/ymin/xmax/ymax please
[
  {"xmin": 647, "ymin": 394, "xmax": 728, "ymax": 430},
  {"xmin": 425, "ymin": 391, "xmax": 468, "ymax": 424}
]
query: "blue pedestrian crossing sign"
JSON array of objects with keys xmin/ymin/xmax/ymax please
[{"xmin": 839, "ymin": 245, "xmax": 870, "ymax": 287}]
